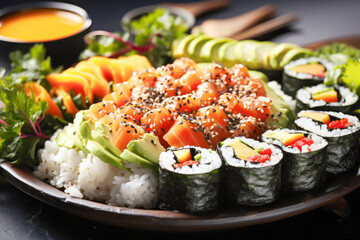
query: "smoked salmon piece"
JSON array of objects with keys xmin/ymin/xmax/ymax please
[{"xmin": 163, "ymin": 115, "xmax": 210, "ymax": 149}]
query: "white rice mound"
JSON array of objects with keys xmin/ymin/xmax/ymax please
[
  {"xmin": 34, "ymin": 130, "xmax": 158, "ymax": 209},
  {"xmin": 220, "ymin": 137, "xmax": 283, "ymax": 168}
]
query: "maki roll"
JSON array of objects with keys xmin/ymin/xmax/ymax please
[
  {"xmin": 295, "ymin": 84, "xmax": 358, "ymax": 114},
  {"xmin": 157, "ymin": 146, "xmax": 222, "ymax": 213},
  {"xmin": 282, "ymin": 57, "xmax": 335, "ymax": 97},
  {"xmin": 295, "ymin": 110, "xmax": 360, "ymax": 174},
  {"xmin": 262, "ymin": 129, "xmax": 328, "ymax": 193},
  {"xmin": 217, "ymin": 137, "xmax": 283, "ymax": 206}
]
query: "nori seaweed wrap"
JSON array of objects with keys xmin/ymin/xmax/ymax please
[
  {"xmin": 295, "ymin": 84, "xmax": 359, "ymax": 114},
  {"xmin": 217, "ymin": 136, "xmax": 283, "ymax": 206},
  {"xmin": 157, "ymin": 146, "xmax": 222, "ymax": 213},
  {"xmin": 262, "ymin": 128, "xmax": 328, "ymax": 193},
  {"xmin": 282, "ymin": 57, "xmax": 335, "ymax": 97},
  {"xmin": 295, "ymin": 110, "xmax": 360, "ymax": 174}
]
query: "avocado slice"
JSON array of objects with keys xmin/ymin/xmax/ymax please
[
  {"xmin": 172, "ymin": 34, "xmax": 200, "ymax": 59},
  {"xmin": 249, "ymin": 70, "xmax": 269, "ymax": 82},
  {"xmin": 218, "ymin": 41, "xmax": 238, "ymax": 67},
  {"xmin": 120, "ymin": 149, "xmax": 157, "ymax": 171},
  {"xmin": 254, "ymin": 41, "xmax": 277, "ymax": 70},
  {"xmin": 279, "ymin": 47, "xmax": 312, "ymax": 68},
  {"xmin": 92, "ymin": 122, "xmax": 123, "ymax": 158},
  {"xmin": 264, "ymin": 131, "xmax": 305, "ymax": 146},
  {"xmin": 268, "ymin": 43, "xmax": 299, "ymax": 70},
  {"xmin": 228, "ymin": 140, "xmax": 258, "ymax": 160},
  {"xmin": 234, "ymin": 40, "xmax": 258, "ymax": 69},
  {"xmin": 298, "ymin": 111, "xmax": 331, "ymax": 124},
  {"xmin": 55, "ymin": 130, "xmax": 75, "ymax": 149},
  {"xmin": 86, "ymin": 139, "xmax": 126, "ymax": 170},
  {"xmin": 126, "ymin": 133, "xmax": 165, "ymax": 164},
  {"xmin": 199, "ymin": 37, "xmax": 233, "ymax": 62},
  {"xmin": 262, "ymin": 80, "xmax": 296, "ymax": 128},
  {"xmin": 187, "ymin": 35, "xmax": 214, "ymax": 62}
]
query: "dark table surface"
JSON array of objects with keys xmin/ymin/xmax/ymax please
[{"xmin": 1, "ymin": 0, "xmax": 360, "ymax": 239}]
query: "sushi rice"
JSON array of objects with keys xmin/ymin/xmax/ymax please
[
  {"xmin": 295, "ymin": 110, "xmax": 360, "ymax": 174},
  {"xmin": 157, "ymin": 146, "xmax": 223, "ymax": 213},
  {"xmin": 219, "ymin": 137, "xmax": 283, "ymax": 168},
  {"xmin": 218, "ymin": 136, "xmax": 283, "ymax": 206},
  {"xmin": 295, "ymin": 110, "xmax": 360, "ymax": 137},
  {"xmin": 34, "ymin": 129, "xmax": 158, "ymax": 209},
  {"xmin": 296, "ymin": 84, "xmax": 358, "ymax": 111},
  {"xmin": 159, "ymin": 146, "xmax": 222, "ymax": 174},
  {"xmin": 262, "ymin": 128, "xmax": 328, "ymax": 153}
]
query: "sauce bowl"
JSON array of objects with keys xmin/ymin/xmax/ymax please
[{"xmin": 0, "ymin": 2, "xmax": 92, "ymax": 69}]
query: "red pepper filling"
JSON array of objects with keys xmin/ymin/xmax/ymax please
[
  {"xmin": 246, "ymin": 148, "xmax": 272, "ymax": 163},
  {"xmin": 327, "ymin": 118, "xmax": 351, "ymax": 129},
  {"xmin": 173, "ymin": 160, "xmax": 199, "ymax": 168},
  {"xmin": 289, "ymin": 137, "xmax": 314, "ymax": 151}
]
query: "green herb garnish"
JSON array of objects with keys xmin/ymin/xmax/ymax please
[{"xmin": 80, "ymin": 8, "xmax": 188, "ymax": 67}]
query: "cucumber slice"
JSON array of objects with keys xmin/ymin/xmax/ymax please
[
  {"xmin": 279, "ymin": 48, "xmax": 312, "ymax": 68},
  {"xmin": 235, "ymin": 40, "xmax": 258, "ymax": 69},
  {"xmin": 199, "ymin": 38, "xmax": 232, "ymax": 62},
  {"xmin": 268, "ymin": 43, "xmax": 299, "ymax": 70},
  {"xmin": 187, "ymin": 35, "xmax": 214, "ymax": 62},
  {"xmin": 218, "ymin": 41, "xmax": 238, "ymax": 67},
  {"xmin": 254, "ymin": 41, "xmax": 277, "ymax": 70},
  {"xmin": 172, "ymin": 34, "xmax": 200, "ymax": 58}
]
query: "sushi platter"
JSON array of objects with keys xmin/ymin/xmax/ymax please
[{"xmin": 1, "ymin": 1, "xmax": 360, "ymax": 233}]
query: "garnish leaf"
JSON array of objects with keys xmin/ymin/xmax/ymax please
[
  {"xmin": 0, "ymin": 83, "xmax": 49, "ymax": 168},
  {"xmin": 6, "ymin": 44, "xmax": 62, "ymax": 91}
]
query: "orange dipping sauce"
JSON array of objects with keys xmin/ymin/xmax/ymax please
[{"xmin": 0, "ymin": 8, "xmax": 85, "ymax": 42}]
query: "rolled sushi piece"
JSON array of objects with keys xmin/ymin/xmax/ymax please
[
  {"xmin": 262, "ymin": 128, "xmax": 328, "ymax": 193},
  {"xmin": 295, "ymin": 110, "xmax": 360, "ymax": 174},
  {"xmin": 217, "ymin": 137, "xmax": 283, "ymax": 206},
  {"xmin": 295, "ymin": 84, "xmax": 358, "ymax": 114},
  {"xmin": 157, "ymin": 146, "xmax": 222, "ymax": 213},
  {"xmin": 282, "ymin": 57, "xmax": 335, "ymax": 97}
]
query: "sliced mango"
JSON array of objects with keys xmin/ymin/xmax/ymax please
[
  {"xmin": 228, "ymin": 140, "xmax": 258, "ymax": 160},
  {"xmin": 312, "ymin": 89, "xmax": 338, "ymax": 103},
  {"xmin": 298, "ymin": 111, "xmax": 331, "ymax": 124},
  {"xmin": 290, "ymin": 63, "xmax": 326, "ymax": 77},
  {"xmin": 174, "ymin": 149, "xmax": 192, "ymax": 163},
  {"xmin": 266, "ymin": 131, "xmax": 305, "ymax": 146}
]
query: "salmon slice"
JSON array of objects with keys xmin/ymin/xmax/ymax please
[
  {"xmin": 196, "ymin": 105, "xmax": 231, "ymax": 148},
  {"xmin": 140, "ymin": 107, "xmax": 175, "ymax": 147},
  {"xmin": 163, "ymin": 115, "xmax": 210, "ymax": 149}
]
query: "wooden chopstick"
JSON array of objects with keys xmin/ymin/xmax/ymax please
[{"xmin": 230, "ymin": 13, "xmax": 298, "ymax": 41}]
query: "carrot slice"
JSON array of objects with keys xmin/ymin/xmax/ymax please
[
  {"xmin": 87, "ymin": 56, "xmax": 118, "ymax": 82},
  {"xmin": 46, "ymin": 72, "xmax": 94, "ymax": 104},
  {"xmin": 54, "ymin": 88, "xmax": 79, "ymax": 116},
  {"xmin": 63, "ymin": 67, "xmax": 110, "ymax": 99},
  {"xmin": 24, "ymin": 82, "xmax": 63, "ymax": 119}
]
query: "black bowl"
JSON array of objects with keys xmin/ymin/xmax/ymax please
[{"xmin": 0, "ymin": 2, "xmax": 92, "ymax": 70}]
